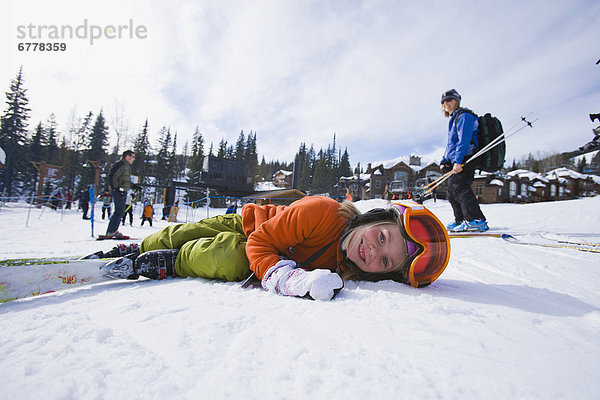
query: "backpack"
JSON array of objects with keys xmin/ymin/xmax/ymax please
[
  {"xmin": 107, "ymin": 160, "xmax": 124, "ymax": 190},
  {"xmin": 455, "ymin": 109, "xmax": 505, "ymax": 173}
]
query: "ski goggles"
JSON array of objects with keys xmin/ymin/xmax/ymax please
[{"xmin": 392, "ymin": 202, "xmax": 451, "ymax": 288}]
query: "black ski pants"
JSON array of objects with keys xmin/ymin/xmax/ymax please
[{"xmin": 446, "ymin": 163, "xmax": 486, "ymax": 223}]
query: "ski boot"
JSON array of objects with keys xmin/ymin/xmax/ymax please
[
  {"xmin": 81, "ymin": 243, "xmax": 140, "ymax": 260},
  {"xmin": 134, "ymin": 249, "xmax": 179, "ymax": 280},
  {"xmin": 103, "ymin": 253, "xmax": 139, "ymax": 280},
  {"xmin": 102, "ymin": 249, "xmax": 179, "ymax": 280}
]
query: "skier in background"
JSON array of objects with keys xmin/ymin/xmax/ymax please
[
  {"xmin": 439, "ymin": 89, "xmax": 488, "ymax": 232},
  {"xmin": 92, "ymin": 196, "xmax": 451, "ymax": 301},
  {"xmin": 141, "ymin": 198, "xmax": 154, "ymax": 227},
  {"xmin": 100, "ymin": 190, "xmax": 112, "ymax": 220},
  {"xmin": 79, "ymin": 188, "xmax": 90, "ymax": 220},
  {"xmin": 121, "ymin": 190, "xmax": 135, "ymax": 226},
  {"xmin": 105, "ymin": 150, "xmax": 136, "ymax": 238}
]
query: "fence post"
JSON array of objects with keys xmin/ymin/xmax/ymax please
[
  {"xmin": 26, "ymin": 192, "xmax": 35, "ymax": 228},
  {"xmin": 206, "ymin": 188, "xmax": 210, "ymax": 219}
]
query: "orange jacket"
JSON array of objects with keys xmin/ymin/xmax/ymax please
[
  {"xmin": 242, "ymin": 196, "xmax": 349, "ymax": 279},
  {"xmin": 143, "ymin": 205, "xmax": 153, "ymax": 218}
]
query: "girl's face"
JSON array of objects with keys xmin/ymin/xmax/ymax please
[{"xmin": 346, "ymin": 223, "xmax": 407, "ymax": 274}]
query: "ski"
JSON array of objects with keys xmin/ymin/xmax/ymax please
[
  {"xmin": 500, "ymin": 234, "xmax": 600, "ymax": 253},
  {"xmin": 448, "ymin": 232, "xmax": 504, "ymax": 238},
  {"xmin": 0, "ymin": 257, "xmax": 115, "ymax": 302},
  {"xmin": 540, "ymin": 235, "xmax": 600, "ymax": 247},
  {"xmin": 449, "ymin": 232, "xmax": 600, "ymax": 253},
  {"xmin": 96, "ymin": 235, "xmax": 137, "ymax": 241}
]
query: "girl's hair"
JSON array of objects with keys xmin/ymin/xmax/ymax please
[
  {"xmin": 337, "ymin": 200, "xmax": 361, "ymax": 221},
  {"xmin": 337, "ymin": 206, "xmax": 409, "ymax": 282}
]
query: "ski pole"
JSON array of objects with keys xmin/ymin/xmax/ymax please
[{"xmin": 421, "ymin": 170, "xmax": 454, "ymax": 191}]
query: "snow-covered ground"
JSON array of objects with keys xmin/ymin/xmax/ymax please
[{"xmin": 1, "ymin": 197, "xmax": 599, "ymax": 399}]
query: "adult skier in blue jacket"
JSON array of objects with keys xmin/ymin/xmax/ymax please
[{"xmin": 439, "ymin": 89, "xmax": 488, "ymax": 232}]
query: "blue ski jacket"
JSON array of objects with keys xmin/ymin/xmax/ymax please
[{"xmin": 441, "ymin": 108, "xmax": 479, "ymax": 165}]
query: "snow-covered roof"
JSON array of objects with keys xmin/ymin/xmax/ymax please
[
  {"xmin": 340, "ymin": 173, "xmax": 371, "ymax": 182},
  {"xmin": 533, "ymin": 181, "xmax": 546, "ymax": 188},
  {"xmin": 570, "ymin": 150, "xmax": 599, "ymax": 165},
  {"xmin": 370, "ymin": 154, "xmax": 438, "ymax": 172},
  {"xmin": 273, "ymin": 170, "xmax": 293, "ymax": 177},
  {"xmin": 489, "ymin": 179, "xmax": 504, "ymax": 186},
  {"xmin": 546, "ymin": 167, "xmax": 588, "ymax": 180},
  {"xmin": 507, "ymin": 169, "xmax": 549, "ymax": 183}
]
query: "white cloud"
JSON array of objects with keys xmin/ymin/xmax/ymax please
[{"xmin": 2, "ymin": 0, "xmax": 599, "ymax": 169}]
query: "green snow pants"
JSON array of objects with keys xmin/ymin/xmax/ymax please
[{"xmin": 139, "ymin": 213, "xmax": 251, "ymax": 282}]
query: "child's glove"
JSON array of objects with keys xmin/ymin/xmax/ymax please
[{"xmin": 262, "ymin": 260, "xmax": 343, "ymax": 300}]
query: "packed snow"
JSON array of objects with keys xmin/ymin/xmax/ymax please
[{"xmin": 1, "ymin": 197, "xmax": 599, "ymax": 399}]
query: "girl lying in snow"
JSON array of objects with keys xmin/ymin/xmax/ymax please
[{"xmin": 92, "ymin": 196, "xmax": 450, "ymax": 300}]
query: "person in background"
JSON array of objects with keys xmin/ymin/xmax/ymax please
[
  {"xmin": 439, "ymin": 89, "xmax": 488, "ymax": 232},
  {"xmin": 100, "ymin": 190, "xmax": 112, "ymax": 220},
  {"xmin": 79, "ymin": 188, "xmax": 90, "ymax": 220},
  {"xmin": 122, "ymin": 190, "xmax": 135, "ymax": 226},
  {"xmin": 141, "ymin": 198, "xmax": 154, "ymax": 227},
  {"xmin": 105, "ymin": 150, "xmax": 136, "ymax": 238},
  {"xmin": 93, "ymin": 196, "xmax": 451, "ymax": 301},
  {"xmin": 65, "ymin": 189, "xmax": 73, "ymax": 210},
  {"xmin": 50, "ymin": 188, "xmax": 62, "ymax": 210}
]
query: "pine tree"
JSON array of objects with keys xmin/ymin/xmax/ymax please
[
  {"xmin": 88, "ymin": 111, "xmax": 109, "ymax": 161},
  {"xmin": 132, "ymin": 119, "xmax": 151, "ymax": 185},
  {"xmin": 185, "ymin": 127, "xmax": 205, "ymax": 203},
  {"xmin": 73, "ymin": 112, "xmax": 94, "ymax": 192},
  {"xmin": 244, "ymin": 131, "xmax": 258, "ymax": 182},
  {"xmin": 226, "ymin": 144, "xmax": 234, "ymax": 158},
  {"xmin": 57, "ymin": 137, "xmax": 76, "ymax": 191},
  {"xmin": 295, "ymin": 143, "xmax": 310, "ymax": 192},
  {"xmin": 85, "ymin": 111, "xmax": 109, "ymax": 188},
  {"xmin": 217, "ymin": 138, "xmax": 227, "ymax": 158},
  {"xmin": 45, "ymin": 114, "xmax": 59, "ymax": 164},
  {"xmin": 187, "ymin": 126, "xmax": 204, "ymax": 183},
  {"xmin": 171, "ymin": 131, "xmax": 180, "ymax": 180},
  {"xmin": 77, "ymin": 112, "xmax": 94, "ymax": 152},
  {"xmin": 155, "ymin": 126, "xmax": 173, "ymax": 187},
  {"xmin": 234, "ymin": 130, "xmax": 246, "ymax": 160},
  {"xmin": 257, "ymin": 156, "xmax": 267, "ymax": 181},
  {"xmin": 30, "ymin": 122, "xmax": 46, "ymax": 163},
  {"xmin": 26, "ymin": 122, "xmax": 46, "ymax": 194},
  {"xmin": 339, "ymin": 148, "xmax": 352, "ymax": 178},
  {"xmin": 312, "ymin": 149, "xmax": 328, "ymax": 194},
  {"xmin": 0, "ymin": 66, "xmax": 30, "ymax": 197}
]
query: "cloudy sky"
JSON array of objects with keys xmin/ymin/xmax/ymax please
[{"xmin": 3, "ymin": 0, "xmax": 599, "ymax": 169}]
